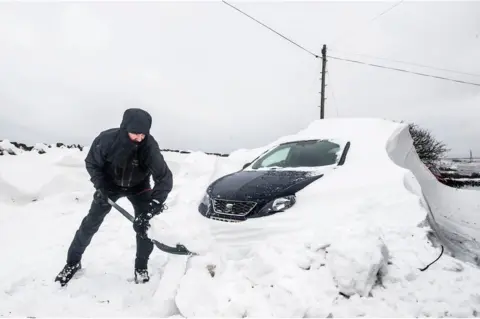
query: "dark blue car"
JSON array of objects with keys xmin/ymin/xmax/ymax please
[{"xmin": 198, "ymin": 139, "xmax": 351, "ymax": 222}]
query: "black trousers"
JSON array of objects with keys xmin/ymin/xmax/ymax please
[{"xmin": 66, "ymin": 188, "xmax": 154, "ymax": 269}]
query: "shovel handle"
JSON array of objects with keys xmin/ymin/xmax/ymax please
[{"xmin": 106, "ymin": 197, "xmax": 196, "ymax": 256}]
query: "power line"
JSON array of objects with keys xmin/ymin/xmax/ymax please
[
  {"xmin": 327, "ymin": 55, "xmax": 480, "ymax": 87},
  {"xmin": 331, "ymin": 0, "xmax": 404, "ymax": 47},
  {"xmin": 221, "ymin": 0, "xmax": 480, "ymax": 87},
  {"xmin": 371, "ymin": 0, "xmax": 404, "ymax": 22},
  {"xmin": 221, "ymin": 0, "xmax": 319, "ymax": 58},
  {"xmin": 329, "ymin": 49, "xmax": 480, "ymax": 78}
]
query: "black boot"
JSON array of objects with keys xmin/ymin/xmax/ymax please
[
  {"xmin": 55, "ymin": 262, "xmax": 82, "ymax": 286},
  {"xmin": 134, "ymin": 268, "xmax": 149, "ymax": 284}
]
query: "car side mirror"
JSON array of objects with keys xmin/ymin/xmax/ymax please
[{"xmin": 242, "ymin": 162, "xmax": 251, "ymax": 170}]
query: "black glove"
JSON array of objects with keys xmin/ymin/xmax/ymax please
[
  {"xmin": 133, "ymin": 214, "xmax": 151, "ymax": 238},
  {"xmin": 92, "ymin": 178, "xmax": 113, "ymax": 203},
  {"xmin": 93, "ymin": 188, "xmax": 110, "ymax": 204},
  {"xmin": 132, "ymin": 199, "xmax": 166, "ymax": 238},
  {"xmin": 147, "ymin": 199, "xmax": 166, "ymax": 216}
]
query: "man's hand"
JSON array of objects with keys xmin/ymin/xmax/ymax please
[
  {"xmin": 132, "ymin": 199, "xmax": 166, "ymax": 238},
  {"xmin": 133, "ymin": 214, "xmax": 151, "ymax": 239},
  {"xmin": 137, "ymin": 189, "xmax": 167, "ymax": 216},
  {"xmin": 93, "ymin": 188, "xmax": 110, "ymax": 204},
  {"xmin": 148, "ymin": 199, "xmax": 166, "ymax": 216}
]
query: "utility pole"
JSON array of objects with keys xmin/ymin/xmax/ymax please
[{"xmin": 320, "ymin": 44, "xmax": 327, "ymax": 119}]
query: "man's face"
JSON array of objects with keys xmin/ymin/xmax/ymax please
[{"xmin": 128, "ymin": 133, "xmax": 145, "ymax": 142}]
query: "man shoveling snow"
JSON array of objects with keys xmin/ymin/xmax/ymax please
[{"xmin": 55, "ymin": 108, "xmax": 173, "ymax": 286}]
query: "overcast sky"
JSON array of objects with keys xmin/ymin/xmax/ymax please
[{"xmin": 0, "ymin": 1, "xmax": 479, "ymax": 156}]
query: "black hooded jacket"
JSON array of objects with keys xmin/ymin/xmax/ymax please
[{"xmin": 85, "ymin": 108, "xmax": 173, "ymax": 204}]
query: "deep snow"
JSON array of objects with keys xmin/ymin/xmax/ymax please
[{"xmin": 1, "ymin": 118, "xmax": 480, "ymax": 317}]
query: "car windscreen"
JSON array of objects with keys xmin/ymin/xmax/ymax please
[{"xmin": 250, "ymin": 139, "xmax": 343, "ymax": 169}]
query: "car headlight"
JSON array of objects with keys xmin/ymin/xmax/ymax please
[
  {"xmin": 271, "ymin": 196, "xmax": 295, "ymax": 211},
  {"xmin": 200, "ymin": 193, "xmax": 210, "ymax": 206},
  {"xmin": 259, "ymin": 195, "xmax": 296, "ymax": 215}
]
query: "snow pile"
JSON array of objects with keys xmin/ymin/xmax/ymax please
[
  {"xmin": 1, "ymin": 117, "xmax": 480, "ymax": 317},
  {"xmin": 0, "ymin": 140, "xmax": 86, "ymax": 156},
  {"xmin": 0, "ymin": 139, "xmax": 22, "ymax": 155},
  {"xmin": 0, "ymin": 147, "xmax": 91, "ymax": 204},
  {"xmin": 33, "ymin": 143, "xmax": 49, "ymax": 154},
  {"xmin": 227, "ymin": 146, "xmax": 266, "ymax": 169},
  {"xmin": 326, "ymin": 230, "xmax": 389, "ymax": 297},
  {"xmin": 173, "ymin": 242, "xmax": 338, "ymax": 317},
  {"xmin": 0, "ymin": 174, "xmax": 31, "ymax": 204},
  {"xmin": 54, "ymin": 154, "xmax": 85, "ymax": 167}
]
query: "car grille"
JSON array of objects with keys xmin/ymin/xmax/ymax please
[{"xmin": 212, "ymin": 199, "xmax": 257, "ymax": 217}]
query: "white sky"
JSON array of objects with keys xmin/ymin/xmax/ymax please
[{"xmin": 0, "ymin": 1, "xmax": 479, "ymax": 156}]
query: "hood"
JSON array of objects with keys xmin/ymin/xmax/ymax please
[
  {"xmin": 120, "ymin": 108, "xmax": 152, "ymax": 135},
  {"xmin": 208, "ymin": 169, "xmax": 324, "ymax": 201}
]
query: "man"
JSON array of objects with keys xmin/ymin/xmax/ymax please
[{"xmin": 55, "ymin": 108, "xmax": 173, "ymax": 286}]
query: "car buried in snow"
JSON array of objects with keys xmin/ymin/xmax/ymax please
[{"xmin": 198, "ymin": 138, "xmax": 351, "ymax": 223}]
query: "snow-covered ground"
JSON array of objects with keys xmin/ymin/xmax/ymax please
[
  {"xmin": 442, "ymin": 159, "xmax": 480, "ymax": 176},
  {"xmin": 1, "ymin": 118, "xmax": 480, "ymax": 318}
]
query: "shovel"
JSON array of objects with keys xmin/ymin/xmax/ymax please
[{"xmin": 107, "ymin": 197, "xmax": 197, "ymax": 256}]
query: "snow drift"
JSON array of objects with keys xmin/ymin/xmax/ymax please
[
  {"xmin": 387, "ymin": 123, "xmax": 480, "ymax": 265},
  {"xmin": 1, "ymin": 118, "xmax": 480, "ymax": 318}
]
